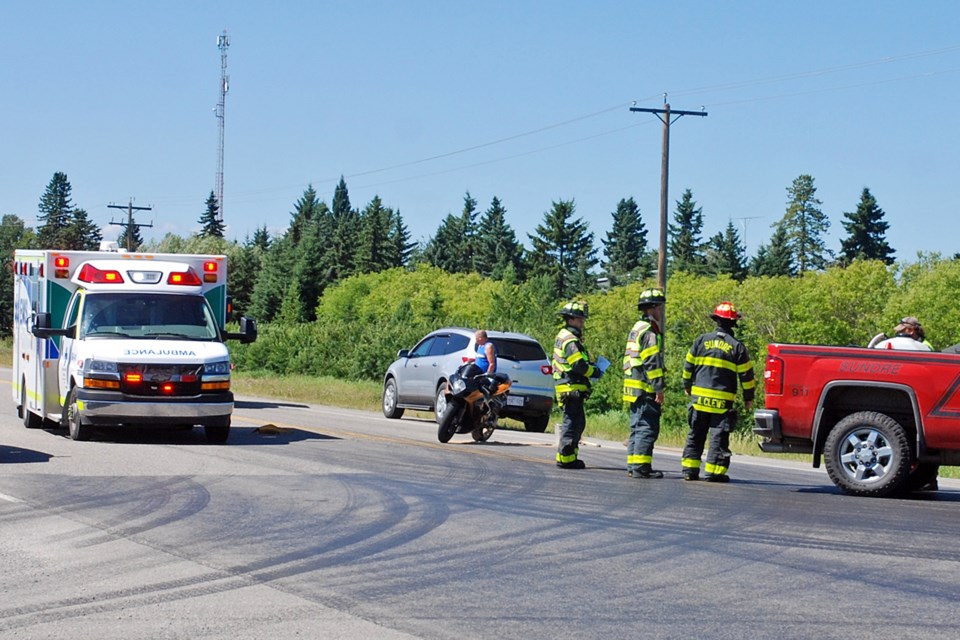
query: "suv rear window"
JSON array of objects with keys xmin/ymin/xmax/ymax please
[{"xmin": 492, "ymin": 338, "xmax": 547, "ymax": 362}]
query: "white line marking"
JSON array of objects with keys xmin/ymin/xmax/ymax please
[{"xmin": 0, "ymin": 492, "xmax": 24, "ymax": 503}]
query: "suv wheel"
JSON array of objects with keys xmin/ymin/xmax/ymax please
[
  {"xmin": 382, "ymin": 378, "xmax": 404, "ymax": 419},
  {"xmin": 435, "ymin": 383, "xmax": 448, "ymax": 424},
  {"xmin": 524, "ymin": 413, "xmax": 551, "ymax": 433}
]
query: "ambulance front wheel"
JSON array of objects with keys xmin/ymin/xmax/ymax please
[
  {"xmin": 65, "ymin": 387, "xmax": 92, "ymax": 441},
  {"xmin": 205, "ymin": 419, "xmax": 230, "ymax": 444}
]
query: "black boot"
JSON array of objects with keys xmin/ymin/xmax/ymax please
[
  {"xmin": 557, "ymin": 459, "xmax": 586, "ymax": 469},
  {"xmin": 631, "ymin": 464, "xmax": 663, "ymax": 479}
]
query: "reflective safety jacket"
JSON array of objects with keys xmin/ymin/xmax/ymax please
[
  {"xmin": 552, "ymin": 325, "xmax": 597, "ymax": 397},
  {"xmin": 682, "ymin": 326, "xmax": 755, "ymax": 414},
  {"xmin": 622, "ymin": 317, "xmax": 664, "ymax": 403}
]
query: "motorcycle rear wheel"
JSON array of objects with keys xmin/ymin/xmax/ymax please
[
  {"xmin": 438, "ymin": 399, "xmax": 464, "ymax": 443},
  {"xmin": 471, "ymin": 426, "xmax": 495, "ymax": 442}
]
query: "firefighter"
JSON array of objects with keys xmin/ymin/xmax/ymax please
[
  {"xmin": 553, "ymin": 300, "xmax": 603, "ymax": 469},
  {"xmin": 623, "ymin": 288, "xmax": 666, "ymax": 479},
  {"xmin": 681, "ymin": 301, "xmax": 755, "ymax": 482}
]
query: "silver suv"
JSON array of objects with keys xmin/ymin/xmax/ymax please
[{"xmin": 382, "ymin": 327, "xmax": 554, "ymax": 432}]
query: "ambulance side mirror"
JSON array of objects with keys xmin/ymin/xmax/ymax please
[
  {"xmin": 31, "ymin": 312, "xmax": 75, "ymax": 339},
  {"xmin": 224, "ymin": 316, "xmax": 257, "ymax": 344}
]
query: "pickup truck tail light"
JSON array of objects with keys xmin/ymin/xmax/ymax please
[{"xmin": 764, "ymin": 355, "xmax": 784, "ymax": 395}]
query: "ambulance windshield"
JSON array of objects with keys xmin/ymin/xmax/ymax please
[{"xmin": 80, "ymin": 293, "xmax": 220, "ymax": 340}]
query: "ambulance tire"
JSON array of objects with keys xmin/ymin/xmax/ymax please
[
  {"xmin": 66, "ymin": 387, "xmax": 92, "ymax": 441},
  {"xmin": 21, "ymin": 383, "xmax": 43, "ymax": 429},
  {"xmin": 205, "ymin": 420, "xmax": 230, "ymax": 444}
]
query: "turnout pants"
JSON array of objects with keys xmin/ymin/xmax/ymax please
[
  {"xmin": 627, "ymin": 395, "xmax": 661, "ymax": 471},
  {"xmin": 681, "ymin": 407, "xmax": 735, "ymax": 477},
  {"xmin": 556, "ymin": 392, "xmax": 586, "ymax": 464}
]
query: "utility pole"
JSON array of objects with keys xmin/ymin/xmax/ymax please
[
  {"xmin": 108, "ymin": 200, "xmax": 153, "ymax": 251},
  {"xmin": 215, "ymin": 29, "xmax": 230, "ymax": 223},
  {"xmin": 630, "ymin": 99, "xmax": 707, "ymax": 292}
]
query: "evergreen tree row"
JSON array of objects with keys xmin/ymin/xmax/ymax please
[{"xmin": 0, "ymin": 170, "xmax": 913, "ymax": 337}]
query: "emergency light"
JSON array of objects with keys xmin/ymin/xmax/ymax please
[
  {"xmin": 77, "ymin": 264, "xmax": 124, "ymax": 284},
  {"xmin": 203, "ymin": 261, "xmax": 219, "ymax": 283},
  {"xmin": 167, "ymin": 268, "xmax": 203, "ymax": 286}
]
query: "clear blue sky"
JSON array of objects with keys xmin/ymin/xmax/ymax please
[{"xmin": 2, "ymin": 1, "xmax": 958, "ymax": 261}]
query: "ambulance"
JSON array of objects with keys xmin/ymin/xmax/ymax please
[{"xmin": 12, "ymin": 245, "xmax": 257, "ymax": 443}]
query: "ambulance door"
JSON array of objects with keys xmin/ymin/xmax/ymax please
[{"xmin": 56, "ymin": 291, "xmax": 83, "ymax": 406}]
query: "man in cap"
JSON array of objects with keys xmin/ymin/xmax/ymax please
[{"xmin": 873, "ymin": 317, "xmax": 933, "ymax": 351}]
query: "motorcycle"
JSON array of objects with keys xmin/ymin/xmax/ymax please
[{"xmin": 437, "ymin": 363, "xmax": 512, "ymax": 443}]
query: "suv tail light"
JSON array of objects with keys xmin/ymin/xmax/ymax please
[
  {"xmin": 764, "ymin": 355, "xmax": 783, "ymax": 395},
  {"xmin": 540, "ymin": 364, "xmax": 553, "ymax": 376}
]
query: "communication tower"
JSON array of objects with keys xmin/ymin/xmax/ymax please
[{"xmin": 215, "ymin": 30, "xmax": 230, "ymax": 222}]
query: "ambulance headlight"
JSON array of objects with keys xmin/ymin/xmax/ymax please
[
  {"xmin": 203, "ymin": 360, "xmax": 231, "ymax": 376},
  {"xmin": 84, "ymin": 359, "xmax": 118, "ymax": 374}
]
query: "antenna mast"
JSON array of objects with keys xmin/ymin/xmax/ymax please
[{"xmin": 215, "ymin": 29, "xmax": 230, "ymax": 222}]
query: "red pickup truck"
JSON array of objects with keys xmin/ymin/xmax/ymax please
[{"xmin": 754, "ymin": 343, "xmax": 960, "ymax": 497}]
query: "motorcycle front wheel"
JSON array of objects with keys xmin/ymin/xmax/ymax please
[{"xmin": 438, "ymin": 399, "xmax": 464, "ymax": 443}]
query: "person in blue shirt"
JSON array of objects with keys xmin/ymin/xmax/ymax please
[{"xmin": 473, "ymin": 330, "xmax": 497, "ymax": 374}]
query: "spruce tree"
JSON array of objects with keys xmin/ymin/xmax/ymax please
[
  {"xmin": 601, "ymin": 197, "xmax": 649, "ymax": 284},
  {"xmin": 36, "ymin": 172, "xmax": 75, "ymax": 248},
  {"xmin": 198, "ymin": 191, "xmax": 226, "ymax": 238},
  {"xmin": 356, "ymin": 195, "xmax": 394, "ymax": 273},
  {"xmin": 668, "ymin": 189, "xmax": 707, "ymax": 275},
  {"xmin": 229, "ymin": 231, "xmax": 267, "ymax": 318},
  {"xmin": 320, "ymin": 177, "xmax": 359, "ymax": 282},
  {"xmin": 475, "ymin": 196, "xmax": 524, "ymax": 280},
  {"xmin": 527, "ymin": 199, "xmax": 598, "ymax": 299},
  {"xmin": 293, "ymin": 217, "xmax": 328, "ymax": 321},
  {"xmin": 116, "ymin": 221, "xmax": 144, "ymax": 252},
  {"xmin": 423, "ymin": 213, "xmax": 464, "ymax": 273},
  {"xmin": 781, "ymin": 174, "xmax": 830, "ymax": 274},
  {"xmin": 251, "ymin": 225, "xmax": 270, "ymax": 251},
  {"xmin": 839, "ymin": 187, "xmax": 895, "ymax": 265},
  {"xmin": 750, "ymin": 221, "xmax": 794, "ymax": 277},
  {"xmin": 288, "ymin": 185, "xmax": 322, "ymax": 245},
  {"xmin": 386, "ymin": 208, "xmax": 416, "ymax": 268},
  {"xmin": 66, "ymin": 208, "xmax": 103, "ymax": 250},
  {"xmin": 332, "ymin": 176, "xmax": 352, "ymax": 219},
  {"xmin": 705, "ymin": 221, "xmax": 747, "ymax": 281},
  {"xmin": 249, "ymin": 234, "xmax": 296, "ymax": 323},
  {"xmin": 423, "ymin": 193, "xmax": 479, "ymax": 274}
]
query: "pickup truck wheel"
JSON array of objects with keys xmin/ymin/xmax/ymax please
[
  {"xmin": 66, "ymin": 387, "xmax": 92, "ymax": 441},
  {"xmin": 823, "ymin": 411, "xmax": 911, "ymax": 497},
  {"xmin": 382, "ymin": 378, "xmax": 405, "ymax": 419}
]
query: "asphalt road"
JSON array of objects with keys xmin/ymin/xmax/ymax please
[{"xmin": 2, "ymin": 372, "xmax": 960, "ymax": 639}]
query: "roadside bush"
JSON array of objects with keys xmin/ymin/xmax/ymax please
[{"xmin": 232, "ymin": 256, "xmax": 960, "ymax": 430}]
